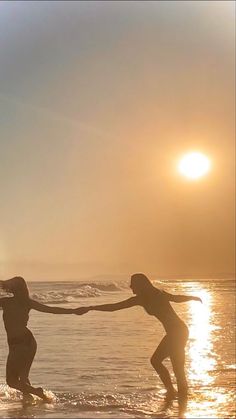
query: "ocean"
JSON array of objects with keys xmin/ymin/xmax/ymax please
[{"xmin": 0, "ymin": 278, "xmax": 235, "ymax": 418}]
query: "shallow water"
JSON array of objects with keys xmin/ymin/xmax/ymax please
[{"xmin": 0, "ymin": 279, "xmax": 235, "ymax": 418}]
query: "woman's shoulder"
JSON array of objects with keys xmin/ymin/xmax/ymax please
[
  {"xmin": 149, "ymin": 287, "xmax": 169, "ymax": 301},
  {"xmin": 0, "ymin": 296, "xmax": 13, "ymax": 304},
  {"xmin": 1, "ymin": 296, "xmax": 31, "ymax": 309},
  {"xmin": 150, "ymin": 286, "xmax": 164, "ymax": 295},
  {"xmin": 0, "ymin": 297, "xmax": 14, "ymax": 310}
]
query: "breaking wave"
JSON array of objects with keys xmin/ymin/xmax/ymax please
[{"xmin": 30, "ymin": 282, "xmax": 123, "ymax": 304}]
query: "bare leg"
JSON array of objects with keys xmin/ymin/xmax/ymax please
[
  {"xmin": 9, "ymin": 379, "xmax": 47, "ymax": 400},
  {"xmin": 169, "ymin": 328, "xmax": 188, "ymax": 397},
  {"xmin": 6, "ymin": 339, "xmax": 48, "ymax": 401},
  {"xmin": 170, "ymin": 348, "xmax": 188, "ymax": 397},
  {"xmin": 19, "ymin": 338, "xmax": 36, "ymax": 395},
  {"xmin": 150, "ymin": 336, "xmax": 176, "ymax": 397}
]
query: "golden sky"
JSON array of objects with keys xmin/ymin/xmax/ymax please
[{"xmin": 0, "ymin": 1, "xmax": 235, "ymax": 280}]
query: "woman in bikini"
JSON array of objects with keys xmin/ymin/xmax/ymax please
[
  {"xmin": 77, "ymin": 273, "xmax": 202, "ymax": 399},
  {"xmin": 0, "ymin": 276, "xmax": 84, "ymax": 401}
]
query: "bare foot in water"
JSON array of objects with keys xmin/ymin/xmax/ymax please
[
  {"xmin": 22, "ymin": 393, "xmax": 35, "ymax": 404},
  {"xmin": 165, "ymin": 389, "xmax": 178, "ymax": 400},
  {"xmin": 36, "ymin": 387, "xmax": 51, "ymax": 402}
]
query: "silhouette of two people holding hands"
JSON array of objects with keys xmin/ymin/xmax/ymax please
[{"xmin": 0, "ymin": 273, "xmax": 202, "ymax": 402}]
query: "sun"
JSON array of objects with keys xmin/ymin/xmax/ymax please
[{"xmin": 178, "ymin": 152, "xmax": 211, "ymax": 180}]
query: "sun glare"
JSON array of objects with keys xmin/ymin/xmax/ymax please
[{"xmin": 178, "ymin": 152, "xmax": 211, "ymax": 180}]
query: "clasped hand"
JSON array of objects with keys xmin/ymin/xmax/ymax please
[
  {"xmin": 73, "ymin": 307, "xmax": 90, "ymax": 315},
  {"xmin": 193, "ymin": 296, "xmax": 202, "ymax": 303}
]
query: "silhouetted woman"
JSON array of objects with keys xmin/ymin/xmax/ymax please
[
  {"xmin": 0, "ymin": 276, "xmax": 83, "ymax": 401},
  {"xmin": 78, "ymin": 273, "xmax": 202, "ymax": 399}
]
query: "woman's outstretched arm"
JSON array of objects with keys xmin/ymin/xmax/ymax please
[
  {"xmin": 75, "ymin": 297, "xmax": 138, "ymax": 314},
  {"xmin": 163, "ymin": 292, "xmax": 202, "ymax": 303},
  {"xmin": 30, "ymin": 299, "xmax": 87, "ymax": 314}
]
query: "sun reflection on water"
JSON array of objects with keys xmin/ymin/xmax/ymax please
[
  {"xmin": 188, "ymin": 289, "xmax": 217, "ymax": 386},
  {"xmin": 182, "ymin": 287, "xmax": 233, "ymax": 419}
]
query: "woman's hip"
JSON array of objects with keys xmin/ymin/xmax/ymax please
[
  {"xmin": 8, "ymin": 330, "xmax": 37, "ymax": 354},
  {"xmin": 167, "ymin": 323, "xmax": 189, "ymax": 346}
]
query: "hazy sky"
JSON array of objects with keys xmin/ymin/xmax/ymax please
[{"xmin": 0, "ymin": 1, "xmax": 235, "ymax": 280}]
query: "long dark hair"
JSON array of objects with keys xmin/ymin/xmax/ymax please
[
  {"xmin": 3, "ymin": 276, "xmax": 29, "ymax": 302},
  {"xmin": 131, "ymin": 273, "xmax": 155, "ymax": 291}
]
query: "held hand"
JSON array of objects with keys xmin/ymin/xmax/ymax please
[
  {"xmin": 74, "ymin": 307, "xmax": 90, "ymax": 315},
  {"xmin": 193, "ymin": 296, "xmax": 202, "ymax": 303}
]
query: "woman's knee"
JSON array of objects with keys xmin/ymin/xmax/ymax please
[{"xmin": 150, "ymin": 355, "xmax": 162, "ymax": 370}]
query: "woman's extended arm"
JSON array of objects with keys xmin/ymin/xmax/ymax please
[
  {"xmin": 163, "ymin": 292, "xmax": 202, "ymax": 303},
  {"xmin": 30, "ymin": 299, "xmax": 87, "ymax": 314},
  {"xmin": 76, "ymin": 297, "xmax": 138, "ymax": 314}
]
